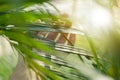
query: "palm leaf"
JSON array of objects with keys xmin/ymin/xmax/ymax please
[{"xmin": 0, "ymin": 1, "xmax": 115, "ymax": 80}]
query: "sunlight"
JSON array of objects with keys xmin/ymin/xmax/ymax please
[
  {"xmin": 90, "ymin": 6, "xmax": 112, "ymax": 29},
  {"xmin": 52, "ymin": 0, "xmax": 112, "ymax": 32},
  {"xmin": 24, "ymin": 0, "xmax": 113, "ymax": 34},
  {"xmin": 51, "ymin": 0, "xmax": 73, "ymax": 16}
]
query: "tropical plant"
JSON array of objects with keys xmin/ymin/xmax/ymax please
[{"xmin": 0, "ymin": 0, "xmax": 120, "ymax": 80}]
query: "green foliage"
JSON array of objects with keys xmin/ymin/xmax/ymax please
[
  {"xmin": 0, "ymin": 0, "xmax": 120, "ymax": 80},
  {"xmin": 0, "ymin": 54, "xmax": 17, "ymax": 80},
  {"xmin": 0, "ymin": 0, "xmax": 48, "ymax": 11}
]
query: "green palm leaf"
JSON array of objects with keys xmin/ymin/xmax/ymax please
[{"xmin": 0, "ymin": 0, "xmax": 117, "ymax": 80}]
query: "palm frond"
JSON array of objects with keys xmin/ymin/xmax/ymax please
[{"xmin": 0, "ymin": 0, "xmax": 117, "ymax": 80}]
